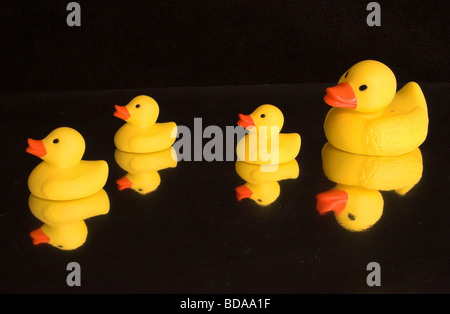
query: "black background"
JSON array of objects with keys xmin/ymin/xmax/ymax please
[
  {"xmin": 1, "ymin": 0, "xmax": 450, "ymax": 296},
  {"xmin": 1, "ymin": 0, "xmax": 449, "ymax": 93}
]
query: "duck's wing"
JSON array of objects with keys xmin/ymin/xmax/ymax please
[{"xmin": 366, "ymin": 84, "xmax": 428, "ymax": 154}]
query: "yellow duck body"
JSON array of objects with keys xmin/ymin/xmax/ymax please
[
  {"xmin": 114, "ymin": 95, "xmax": 177, "ymax": 153},
  {"xmin": 114, "ymin": 147, "xmax": 177, "ymax": 174},
  {"xmin": 324, "ymin": 60, "xmax": 428, "ymax": 156},
  {"xmin": 321, "ymin": 143, "xmax": 423, "ymax": 195},
  {"xmin": 26, "ymin": 127, "xmax": 108, "ymax": 201},
  {"xmin": 236, "ymin": 104, "xmax": 301, "ymax": 165},
  {"xmin": 31, "ymin": 222, "xmax": 88, "ymax": 251},
  {"xmin": 235, "ymin": 159, "xmax": 299, "ymax": 184},
  {"xmin": 116, "ymin": 172, "xmax": 161, "ymax": 195},
  {"xmin": 317, "ymin": 184, "xmax": 384, "ymax": 232},
  {"xmin": 29, "ymin": 189, "xmax": 110, "ymax": 226}
]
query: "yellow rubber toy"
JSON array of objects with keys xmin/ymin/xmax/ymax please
[
  {"xmin": 317, "ymin": 185, "xmax": 384, "ymax": 232},
  {"xmin": 236, "ymin": 104, "xmax": 301, "ymax": 165},
  {"xmin": 116, "ymin": 172, "xmax": 161, "ymax": 195},
  {"xmin": 114, "ymin": 95, "xmax": 177, "ymax": 153},
  {"xmin": 235, "ymin": 159, "xmax": 299, "ymax": 184},
  {"xmin": 323, "ymin": 60, "xmax": 428, "ymax": 156},
  {"xmin": 29, "ymin": 189, "xmax": 110, "ymax": 250},
  {"xmin": 321, "ymin": 142, "xmax": 423, "ymax": 195},
  {"xmin": 26, "ymin": 127, "xmax": 109, "ymax": 201},
  {"xmin": 235, "ymin": 181, "xmax": 281, "ymax": 206},
  {"xmin": 114, "ymin": 147, "xmax": 177, "ymax": 173}
]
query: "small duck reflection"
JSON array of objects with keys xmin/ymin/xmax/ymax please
[
  {"xmin": 316, "ymin": 143, "xmax": 423, "ymax": 231},
  {"xmin": 29, "ymin": 189, "xmax": 110, "ymax": 250},
  {"xmin": 235, "ymin": 159, "xmax": 300, "ymax": 206},
  {"xmin": 114, "ymin": 147, "xmax": 177, "ymax": 195}
]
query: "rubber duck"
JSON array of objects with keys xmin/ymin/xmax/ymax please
[
  {"xmin": 30, "ymin": 221, "xmax": 88, "ymax": 251},
  {"xmin": 236, "ymin": 104, "xmax": 301, "ymax": 165},
  {"xmin": 321, "ymin": 143, "xmax": 423, "ymax": 195},
  {"xmin": 116, "ymin": 172, "xmax": 161, "ymax": 195},
  {"xmin": 235, "ymin": 181, "xmax": 280, "ymax": 206},
  {"xmin": 26, "ymin": 127, "xmax": 109, "ymax": 201},
  {"xmin": 316, "ymin": 185, "xmax": 384, "ymax": 232},
  {"xmin": 235, "ymin": 159, "xmax": 299, "ymax": 184},
  {"xmin": 114, "ymin": 147, "xmax": 177, "ymax": 174},
  {"xmin": 114, "ymin": 95, "xmax": 177, "ymax": 153},
  {"xmin": 28, "ymin": 189, "xmax": 109, "ymax": 250},
  {"xmin": 323, "ymin": 60, "xmax": 428, "ymax": 156}
]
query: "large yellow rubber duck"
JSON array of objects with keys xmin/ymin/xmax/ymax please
[
  {"xmin": 236, "ymin": 181, "xmax": 280, "ymax": 206},
  {"xmin": 29, "ymin": 189, "xmax": 110, "ymax": 250},
  {"xmin": 321, "ymin": 142, "xmax": 423, "ymax": 195},
  {"xmin": 236, "ymin": 105, "xmax": 301, "ymax": 165},
  {"xmin": 235, "ymin": 159, "xmax": 299, "ymax": 184},
  {"xmin": 26, "ymin": 127, "xmax": 109, "ymax": 201},
  {"xmin": 323, "ymin": 60, "xmax": 428, "ymax": 156},
  {"xmin": 316, "ymin": 185, "xmax": 384, "ymax": 232},
  {"xmin": 114, "ymin": 95, "xmax": 177, "ymax": 153}
]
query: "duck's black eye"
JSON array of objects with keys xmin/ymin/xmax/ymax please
[
  {"xmin": 359, "ymin": 85, "xmax": 368, "ymax": 91},
  {"xmin": 257, "ymin": 199, "xmax": 262, "ymax": 202},
  {"xmin": 348, "ymin": 213, "xmax": 356, "ymax": 221},
  {"xmin": 344, "ymin": 71, "xmax": 349, "ymax": 78},
  {"xmin": 57, "ymin": 245, "xmax": 63, "ymax": 248},
  {"xmin": 53, "ymin": 139, "xmax": 59, "ymax": 144},
  {"xmin": 136, "ymin": 104, "xmax": 140, "ymax": 108},
  {"xmin": 260, "ymin": 114, "xmax": 265, "ymax": 118},
  {"xmin": 138, "ymin": 188, "xmax": 143, "ymax": 192}
]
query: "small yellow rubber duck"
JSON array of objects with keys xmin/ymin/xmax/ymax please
[
  {"xmin": 323, "ymin": 60, "xmax": 428, "ymax": 156},
  {"xmin": 236, "ymin": 104, "xmax": 301, "ymax": 165},
  {"xmin": 116, "ymin": 172, "xmax": 161, "ymax": 195},
  {"xmin": 26, "ymin": 127, "xmax": 109, "ymax": 201},
  {"xmin": 321, "ymin": 142, "xmax": 423, "ymax": 195},
  {"xmin": 29, "ymin": 189, "xmax": 110, "ymax": 250},
  {"xmin": 235, "ymin": 181, "xmax": 280, "ymax": 206},
  {"xmin": 114, "ymin": 95, "xmax": 177, "ymax": 153},
  {"xmin": 235, "ymin": 159, "xmax": 299, "ymax": 184},
  {"xmin": 316, "ymin": 185, "xmax": 384, "ymax": 232}
]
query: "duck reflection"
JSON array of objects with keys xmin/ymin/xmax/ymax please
[
  {"xmin": 235, "ymin": 159, "xmax": 300, "ymax": 206},
  {"xmin": 316, "ymin": 143, "xmax": 423, "ymax": 231},
  {"xmin": 29, "ymin": 189, "xmax": 110, "ymax": 250},
  {"xmin": 114, "ymin": 147, "xmax": 177, "ymax": 195}
]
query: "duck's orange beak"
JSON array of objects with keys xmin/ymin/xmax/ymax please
[
  {"xmin": 117, "ymin": 176, "xmax": 133, "ymax": 191},
  {"xmin": 114, "ymin": 105, "xmax": 131, "ymax": 120},
  {"xmin": 237, "ymin": 114, "xmax": 255, "ymax": 129},
  {"xmin": 26, "ymin": 139, "xmax": 47, "ymax": 157},
  {"xmin": 324, "ymin": 83, "xmax": 357, "ymax": 109},
  {"xmin": 316, "ymin": 189, "xmax": 348, "ymax": 215},
  {"xmin": 236, "ymin": 185, "xmax": 253, "ymax": 201},
  {"xmin": 30, "ymin": 228, "xmax": 50, "ymax": 245}
]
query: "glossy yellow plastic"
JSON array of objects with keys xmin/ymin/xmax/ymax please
[
  {"xmin": 323, "ymin": 60, "xmax": 428, "ymax": 156},
  {"xmin": 29, "ymin": 189, "xmax": 110, "ymax": 250},
  {"xmin": 114, "ymin": 95, "xmax": 177, "ymax": 153},
  {"xmin": 26, "ymin": 127, "xmax": 108, "ymax": 201},
  {"xmin": 321, "ymin": 142, "xmax": 423, "ymax": 195},
  {"xmin": 236, "ymin": 104, "xmax": 301, "ymax": 165},
  {"xmin": 317, "ymin": 184, "xmax": 384, "ymax": 232},
  {"xmin": 116, "ymin": 172, "xmax": 161, "ymax": 195},
  {"xmin": 235, "ymin": 159, "xmax": 299, "ymax": 184},
  {"xmin": 236, "ymin": 181, "xmax": 281, "ymax": 206},
  {"xmin": 114, "ymin": 147, "xmax": 177, "ymax": 173}
]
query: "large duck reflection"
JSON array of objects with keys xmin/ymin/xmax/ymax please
[{"xmin": 316, "ymin": 143, "xmax": 423, "ymax": 231}]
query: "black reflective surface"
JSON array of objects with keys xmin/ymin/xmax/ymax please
[{"xmin": 1, "ymin": 83, "xmax": 449, "ymax": 293}]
